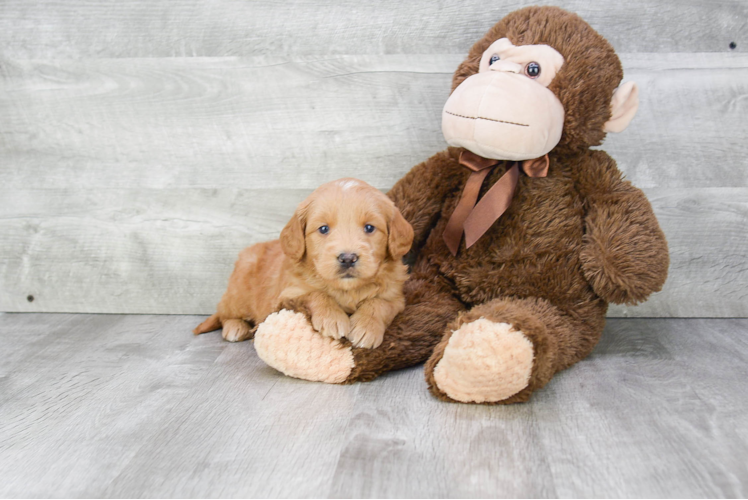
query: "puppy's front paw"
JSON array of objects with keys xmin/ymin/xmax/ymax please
[
  {"xmin": 348, "ymin": 313, "xmax": 385, "ymax": 349},
  {"xmin": 311, "ymin": 309, "xmax": 350, "ymax": 340}
]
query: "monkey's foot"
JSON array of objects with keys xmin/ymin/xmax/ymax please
[
  {"xmin": 254, "ymin": 309, "xmax": 355, "ymax": 383},
  {"xmin": 431, "ymin": 319, "xmax": 534, "ymax": 403}
]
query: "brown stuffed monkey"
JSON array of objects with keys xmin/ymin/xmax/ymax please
[{"xmin": 252, "ymin": 6, "xmax": 669, "ymax": 404}]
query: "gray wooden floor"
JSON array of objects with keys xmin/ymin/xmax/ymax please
[{"xmin": 0, "ymin": 313, "xmax": 746, "ymax": 498}]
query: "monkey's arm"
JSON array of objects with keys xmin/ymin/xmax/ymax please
[
  {"xmin": 387, "ymin": 148, "xmax": 465, "ymax": 251},
  {"xmin": 576, "ymin": 151, "xmax": 669, "ymax": 305}
]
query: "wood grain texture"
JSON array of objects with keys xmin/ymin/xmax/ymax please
[
  {"xmin": 1, "ymin": 2, "xmax": 747, "ymax": 317},
  {"xmin": 0, "ymin": 0, "xmax": 744, "ymax": 59},
  {"xmin": 1, "ymin": 187, "xmax": 746, "ymax": 316},
  {"xmin": 1, "ymin": 313, "xmax": 746, "ymax": 497},
  {"xmin": 0, "ymin": 188, "xmax": 308, "ymax": 314},
  {"xmin": 0, "ymin": 55, "xmax": 456, "ymax": 191},
  {"xmin": 2, "ymin": 53, "xmax": 747, "ymax": 190}
]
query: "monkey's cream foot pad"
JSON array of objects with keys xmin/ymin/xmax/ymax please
[
  {"xmin": 433, "ymin": 319, "xmax": 534, "ymax": 403},
  {"xmin": 254, "ymin": 309, "xmax": 354, "ymax": 383}
]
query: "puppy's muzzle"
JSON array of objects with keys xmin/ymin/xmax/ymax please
[{"xmin": 337, "ymin": 252, "xmax": 359, "ymax": 269}]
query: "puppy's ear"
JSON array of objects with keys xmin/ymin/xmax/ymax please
[
  {"xmin": 280, "ymin": 201, "xmax": 309, "ymax": 261},
  {"xmin": 387, "ymin": 207, "xmax": 414, "ymax": 260}
]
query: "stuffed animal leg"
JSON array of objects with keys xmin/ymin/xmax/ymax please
[
  {"xmin": 424, "ymin": 296, "xmax": 607, "ymax": 404},
  {"xmin": 254, "ymin": 275, "xmax": 464, "ymax": 383}
]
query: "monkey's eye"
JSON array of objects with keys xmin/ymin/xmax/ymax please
[
  {"xmin": 525, "ymin": 62, "xmax": 541, "ymax": 78},
  {"xmin": 318, "ymin": 225, "xmax": 329, "ymax": 235},
  {"xmin": 364, "ymin": 224, "xmax": 375, "ymax": 234},
  {"xmin": 489, "ymin": 54, "xmax": 500, "ymax": 65}
]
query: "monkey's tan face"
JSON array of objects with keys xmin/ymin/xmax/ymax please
[{"xmin": 442, "ymin": 38, "xmax": 566, "ymax": 161}]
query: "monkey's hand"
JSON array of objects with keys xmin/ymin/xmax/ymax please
[{"xmin": 580, "ymin": 183, "xmax": 669, "ymax": 305}]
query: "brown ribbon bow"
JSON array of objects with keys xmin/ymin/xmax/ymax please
[{"xmin": 443, "ymin": 149, "xmax": 549, "ymax": 256}]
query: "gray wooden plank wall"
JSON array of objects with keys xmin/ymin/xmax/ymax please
[{"xmin": 1, "ymin": 0, "xmax": 746, "ymax": 316}]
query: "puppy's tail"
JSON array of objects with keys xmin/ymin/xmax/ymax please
[{"xmin": 193, "ymin": 313, "xmax": 222, "ymax": 335}]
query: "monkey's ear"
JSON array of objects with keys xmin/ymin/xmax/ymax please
[
  {"xmin": 387, "ymin": 207, "xmax": 414, "ymax": 260},
  {"xmin": 604, "ymin": 82, "xmax": 639, "ymax": 133},
  {"xmin": 280, "ymin": 203, "xmax": 308, "ymax": 262}
]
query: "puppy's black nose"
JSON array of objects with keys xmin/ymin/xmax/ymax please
[{"xmin": 337, "ymin": 252, "xmax": 359, "ymax": 269}]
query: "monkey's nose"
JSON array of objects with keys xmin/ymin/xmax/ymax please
[
  {"xmin": 337, "ymin": 252, "xmax": 359, "ymax": 269},
  {"xmin": 490, "ymin": 61, "xmax": 522, "ymax": 74}
]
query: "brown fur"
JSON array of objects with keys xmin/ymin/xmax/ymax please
[
  {"xmin": 340, "ymin": 7, "xmax": 669, "ymax": 402},
  {"xmin": 195, "ymin": 178, "xmax": 413, "ymax": 349}
]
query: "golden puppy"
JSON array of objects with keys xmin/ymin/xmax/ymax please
[{"xmin": 194, "ymin": 178, "xmax": 413, "ymax": 349}]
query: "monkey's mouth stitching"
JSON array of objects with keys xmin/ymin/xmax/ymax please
[{"xmin": 445, "ymin": 111, "xmax": 529, "ymax": 127}]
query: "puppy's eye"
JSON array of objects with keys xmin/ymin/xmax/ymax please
[
  {"xmin": 489, "ymin": 54, "xmax": 500, "ymax": 65},
  {"xmin": 318, "ymin": 225, "xmax": 329, "ymax": 235},
  {"xmin": 525, "ymin": 62, "xmax": 541, "ymax": 78},
  {"xmin": 364, "ymin": 224, "xmax": 375, "ymax": 234}
]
